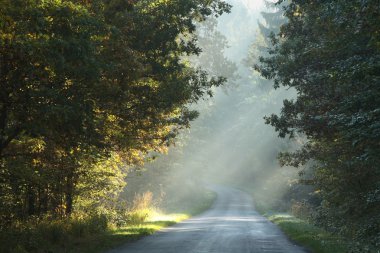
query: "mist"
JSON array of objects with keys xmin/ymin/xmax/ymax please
[
  {"xmin": 124, "ymin": 0, "xmax": 299, "ymax": 211},
  {"xmin": 3, "ymin": 1, "xmax": 376, "ymax": 251}
]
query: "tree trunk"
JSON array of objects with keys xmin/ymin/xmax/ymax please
[
  {"xmin": 65, "ymin": 172, "xmax": 74, "ymax": 216},
  {"xmin": 27, "ymin": 186, "xmax": 35, "ymax": 216}
]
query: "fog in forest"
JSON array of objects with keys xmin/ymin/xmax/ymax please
[
  {"xmin": 124, "ymin": 0, "xmax": 299, "ymax": 210},
  {"xmin": 2, "ymin": 0, "xmax": 377, "ymax": 251}
]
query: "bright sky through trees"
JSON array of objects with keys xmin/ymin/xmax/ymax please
[
  {"xmin": 241, "ymin": 0, "xmax": 264, "ymax": 11},
  {"xmin": 0, "ymin": 0, "xmax": 378, "ymax": 252}
]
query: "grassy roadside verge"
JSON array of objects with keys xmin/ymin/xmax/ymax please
[
  {"xmin": 266, "ymin": 213, "xmax": 349, "ymax": 253},
  {"xmin": 1, "ymin": 190, "xmax": 216, "ymax": 253},
  {"xmin": 254, "ymin": 200, "xmax": 350, "ymax": 253},
  {"xmin": 69, "ymin": 189, "xmax": 216, "ymax": 253}
]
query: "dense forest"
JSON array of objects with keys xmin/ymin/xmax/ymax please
[
  {"xmin": 0, "ymin": 0, "xmax": 230, "ymax": 221},
  {"xmin": 0, "ymin": 0, "xmax": 379, "ymax": 252},
  {"xmin": 256, "ymin": 0, "xmax": 380, "ymax": 249},
  {"xmin": 0, "ymin": 1, "xmax": 231, "ymax": 251}
]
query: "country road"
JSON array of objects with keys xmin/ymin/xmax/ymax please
[{"xmin": 108, "ymin": 186, "xmax": 307, "ymax": 253}]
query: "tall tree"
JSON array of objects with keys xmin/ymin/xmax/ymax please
[
  {"xmin": 0, "ymin": 0, "xmax": 231, "ymax": 223},
  {"xmin": 256, "ymin": 0, "xmax": 380, "ymax": 247}
]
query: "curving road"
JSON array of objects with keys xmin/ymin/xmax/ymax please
[{"xmin": 108, "ymin": 186, "xmax": 307, "ymax": 253}]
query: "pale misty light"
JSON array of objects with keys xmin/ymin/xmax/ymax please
[{"xmin": 240, "ymin": 0, "xmax": 264, "ymax": 11}]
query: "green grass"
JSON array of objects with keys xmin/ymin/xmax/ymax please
[
  {"xmin": 266, "ymin": 213, "xmax": 349, "ymax": 253},
  {"xmin": 1, "ymin": 189, "xmax": 216, "ymax": 253},
  {"xmin": 250, "ymin": 195, "xmax": 351, "ymax": 253},
  {"xmin": 83, "ymin": 190, "xmax": 216, "ymax": 253},
  {"xmin": 67, "ymin": 190, "xmax": 216, "ymax": 253},
  {"xmin": 68, "ymin": 219, "xmax": 187, "ymax": 253}
]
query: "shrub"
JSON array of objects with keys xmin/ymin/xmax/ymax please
[
  {"xmin": 86, "ymin": 214, "xmax": 108, "ymax": 233},
  {"xmin": 132, "ymin": 191, "xmax": 153, "ymax": 211},
  {"xmin": 290, "ymin": 200, "xmax": 313, "ymax": 220}
]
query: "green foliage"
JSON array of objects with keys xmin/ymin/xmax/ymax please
[
  {"xmin": 0, "ymin": 2, "xmax": 232, "ymax": 253},
  {"xmin": 0, "ymin": 0, "xmax": 231, "ymax": 227},
  {"xmin": 188, "ymin": 17, "xmax": 239, "ymax": 86},
  {"xmin": 268, "ymin": 214, "xmax": 350, "ymax": 253},
  {"xmin": 0, "ymin": 214, "xmax": 109, "ymax": 253},
  {"xmin": 0, "ymin": 185, "xmax": 216, "ymax": 253},
  {"xmin": 255, "ymin": 0, "xmax": 380, "ymax": 247}
]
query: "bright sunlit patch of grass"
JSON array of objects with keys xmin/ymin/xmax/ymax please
[
  {"xmin": 72, "ymin": 213, "xmax": 197, "ymax": 253},
  {"xmin": 112, "ymin": 211, "xmax": 190, "ymax": 238},
  {"xmin": 86, "ymin": 189, "xmax": 216, "ymax": 253},
  {"xmin": 2, "ymin": 189, "xmax": 217, "ymax": 253},
  {"xmin": 148, "ymin": 212, "xmax": 190, "ymax": 222}
]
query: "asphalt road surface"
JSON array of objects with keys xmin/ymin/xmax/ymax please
[{"xmin": 108, "ymin": 186, "xmax": 307, "ymax": 253}]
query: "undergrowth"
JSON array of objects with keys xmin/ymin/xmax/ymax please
[
  {"xmin": 0, "ymin": 189, "xmax": 216, "ymax": 253},
  {"xmin": 267, "ymin": 214, "xmax": 349, "ymax": 253},
  {"xmin": 255, "ymin": 202, "xmax": 377, "ymax": 253}
]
